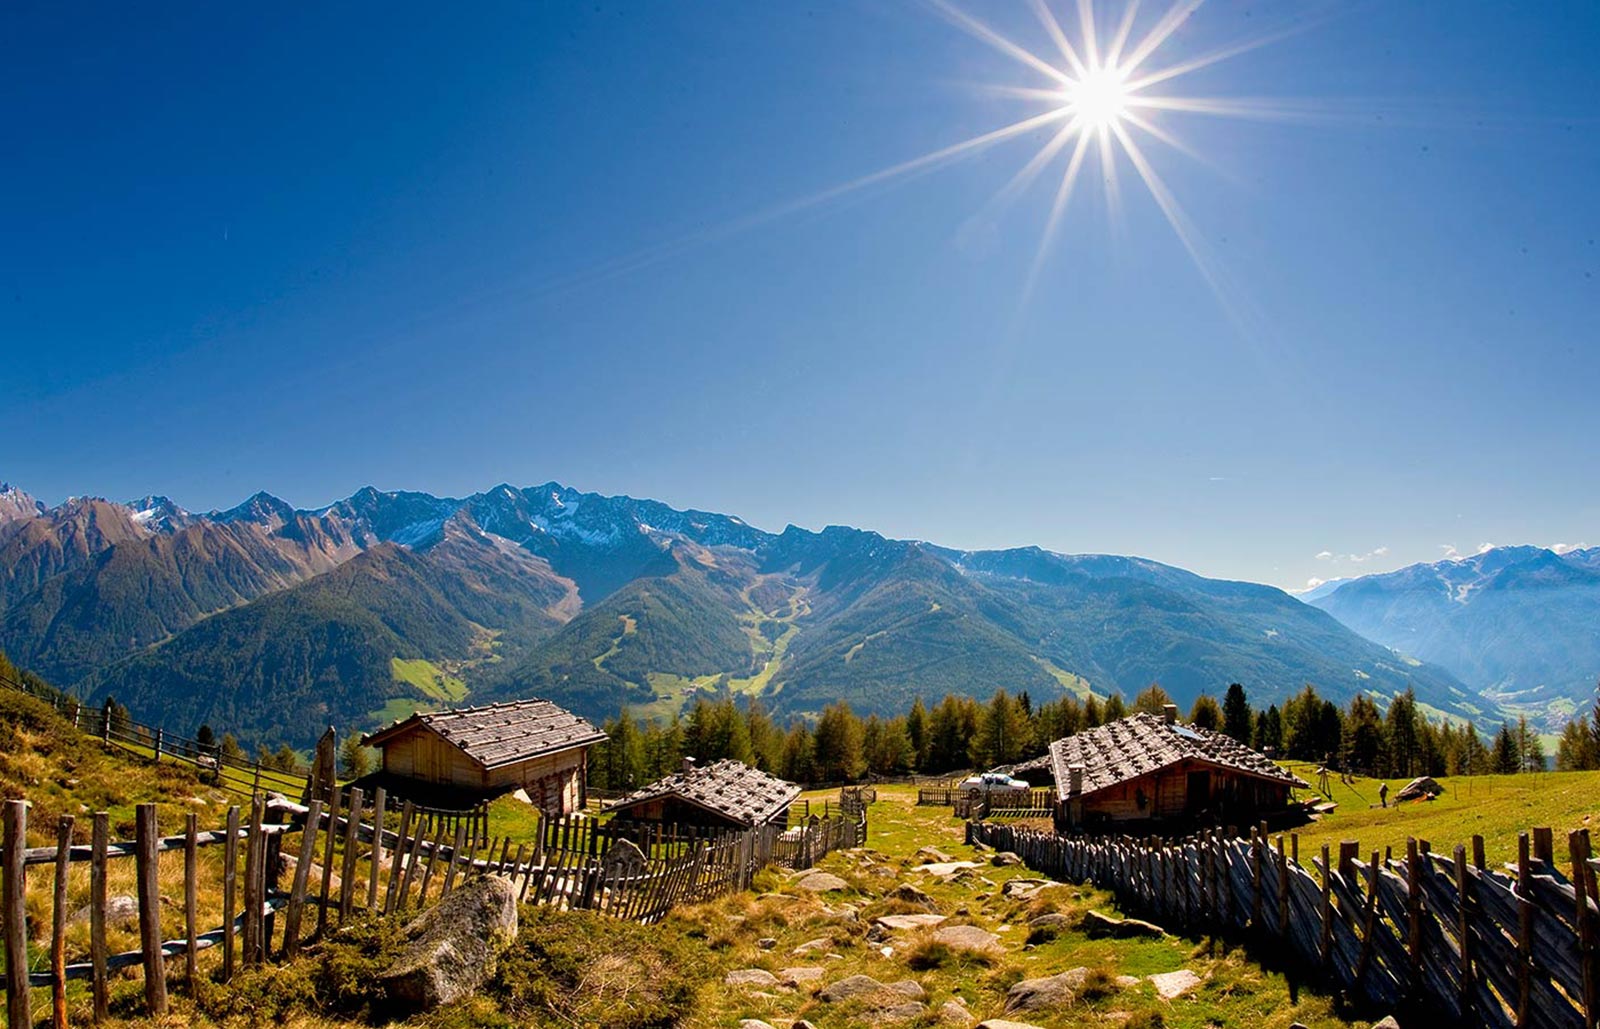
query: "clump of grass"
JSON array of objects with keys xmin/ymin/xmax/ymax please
[
  {"xmin": 1077, "ymin": 966, "xmax": 1118, "ymax": 1002},
  {"xmin": 903, "ymin": 938, "xmax": 997, "ymax": 971},
  {"xmin": 1125, "ymin": 1009, "xmax": 1166, "ymax": 1029}
]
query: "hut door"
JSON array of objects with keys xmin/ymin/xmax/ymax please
[{"xmin": 1185, "ymin": 771, "xmax": 1210, "ymax": 815}]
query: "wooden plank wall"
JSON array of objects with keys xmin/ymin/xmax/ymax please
[{"xmin": 968, "ymin": 819, "xmax": 1600, "ymax": 1029}]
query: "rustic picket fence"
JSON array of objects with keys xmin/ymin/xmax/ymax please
[
  {"xmin": 970, "ymin": 819, "xmax": 1600, "ymax": 1029},
  {"xmin": 0, "ymin": 784, "xmax": 868, "ymax": 1025}
]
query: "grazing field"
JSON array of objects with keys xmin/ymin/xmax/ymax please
[{"xmin": 1282, "ymin": 762, "xmax": 1600, "ymax": 869}]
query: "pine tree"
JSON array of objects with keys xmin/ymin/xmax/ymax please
[
  {"xmin": 1557, "ymin": 717, "xmax": 1598, "ymax": 771},
  {"xmin": 339, "ymin": 732, "xmax": 371, "ymax": 778},
  {"xmin": 972, "ymin": 689, "xmax": 1030, "ymax": 768},
  {"xmin": 1102, "ymin": 692, "xmax": 1127, "ymax": 721},
  {"xmin": 1343, "ymin": 695, "xmax": 1385, "ymax": 775},
  {"xmin": 1254, "ymin": 704, "xmax": 1284, "ymax": 754},
  {"xmin": 1492, "ymin": 723, "xmax": 1520, "ymax": 774},
  {"xmin": 1517, "ymin": 715, "xmax": 1545, "ymax": 772},
  {"xmin": 781, "ymin": 721, "xmax": 815, "ymax": 783},
  {"xmin": 1222, "ymin": 683, "xmax": 1252, "ymax": 743},
  {"xmin": 905, "ymin": 697, "xmax": 929, "ymax": 770},
  {"xmin": 219, "ymin": 733, "xmax": 246, "ymax": 765},
  {"xmin": 1131, "ymin": 684, "xmax": 1173, "ymax": 716},
  {"xmin": 812, "ymin": 702, "xmax": 866, "ymax": 782},
  {"xmin": 1083, "ymin": 695, "xmax": 1104, "ymax": 729},
  {"xmin": 1188, "ymin": 694, "xmax": 1222, "ymax": 731},
  {"xmin": 1384, "ymin": 689, "xmax": 1420, "ymax": 777}
]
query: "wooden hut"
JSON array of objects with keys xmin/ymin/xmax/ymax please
[
  {"xmin": 360, "ymin": 698, "xmax": 605, "ymax": 817},
  {"xmin": 604, "ymin": 759, "xmax": 800, "ymax": 831},
  {"xmin": 1048, "ymin": 705, "xmax": 1307, "ymax": 832}
]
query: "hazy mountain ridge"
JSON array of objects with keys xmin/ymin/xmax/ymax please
[
  {"xmin": 0, "ymin": 478, "xmax": 1495, "ymax": 745},
  {"xmin": 1306, "ymin": 546, "xmax": 1600, "ymax": 728}
]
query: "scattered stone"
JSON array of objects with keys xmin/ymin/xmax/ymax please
[
  {"xmin": 726, "ymin": 969, "xmax": 782, "ymax": 987},
  {"xmin": 888, "ymin": 883, "xmax": 937, "ymax": 907},
  {"xmin": 779, "ymin": 967, "xmax": 825, "ymax": 986},
  {"xmin": 1393, "ymin": 777, "xmax": 1443, "ymax": 803},
  {"xmin": 1289, "ymin": 1023, "xmax": 1311, "ymax": 1029},
  {"xmin": 793, "ymin": 1022, "xmax": 819, "ymax": 1029},
  {"xmin": 873, "ymin": 913, "xmax": 948, "ymax": 931},
  {"xmin": 740, "ymin": 1021, "xmax": 777, "ymax": 1029},
  {"xmin": 915, "ymin": 846, "xmax": 953, "ymax": 863},
  {"xmin": 796, "ymin": 871, "xmax": 850, "ymax": 892},
  {"xmin": 886, "ymin": 980, "xmax": 928, "ymax": 1001},
  {"xmin": 821, "ymin": 974, "xmax": 890, "ymax": 1002},
  {"xmin": 1006, "ymin": 968, "xmax": 1090, "ymax": 1012},
  {"xmin": 916, "ymin": 861, "xmax": 981, "ymax": 877},
  {"xmin": 1371, "ymin": 1019, "xmax": 1402, "ymax": 1029},
  {"xmin": 976, "ymin": 1021, "xmax": 1047, "ymax": 1029},
  {"xmin": 872, "ymin": 1003, "xmax": 925, "ymax": 1022},
  {"xmin": 1115, "ymin": 976, "xmax": 1142, "ymax": 988},
  {"xmin": 758, "ymin": 937, "xmax": 778, "ymax": 950},
  {"xmin": 793, "ymin": 938, "xmax": 832, "ymax": 954},
  {"xmin": 991, "ymin": 851, "xmax": 1023, "ymax": 867},
  {"xmin": 933, "ymin": 924, "xmax": 1002, "ymax": 953},
  {"xmin": 69, "ymin": 895, "xmax": 139, "ymax": 930},
  {"xmin": 938, "ymin": 999, "xmax": 971, "ymax": 1023},
  {"xmin": 870, "ymin": 866, "xmax": 897, "ymax": 878},
  {"xmin": 1002, "ymin": 878, "xmax": 1052, "ymax": 898},
  {"xmin": 379, "ymin": 874, "xmax": 517, "ymax": 1010},
  {"xmin": 1027, "ymin": 912, "xmax": 1072, "ymax": 929},
  {"xmin": 1147, "ymin": 969, "xmax": 1202, "ymax": 999},
  {"xmin": 1081, "ymin": 910, "xmax": 1164, "ymax": 939}
]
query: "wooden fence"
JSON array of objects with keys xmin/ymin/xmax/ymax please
[
  {"xmin": 969, "ymin": 819, "xmax": 1600, "ymax": 1029},
  {"xmin": 0, "ymin": 784, "xmax": 868, "ymax": 1024},
  {"xmin": 953, "ymin": 788, "xmax": 1054, "ymax": 820}
]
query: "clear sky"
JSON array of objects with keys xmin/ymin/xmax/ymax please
[{"xmin": 3, "ymin": 2, "xmax": 1597, "ymax": 591}]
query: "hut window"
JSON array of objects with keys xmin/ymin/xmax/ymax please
[{"xmin": 1135, "ymin": 787, "xmax": 1148, "ymax": 810}]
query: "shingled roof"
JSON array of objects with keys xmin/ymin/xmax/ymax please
[
  {"xmin": 1048, "ymin": 712, "xmax": 1308, "ymax": 801},
  {"xmin": 361, "ymin": 699, "xmax": 605, "ymax": 770},
  {"xmin": 605, "ymin": 759, "xmax": 801, "ymax": 828}
]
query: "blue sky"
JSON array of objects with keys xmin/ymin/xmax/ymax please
[{"xmin": 3, "ymin": 2, "xmax": 1596, "ymax": 590}]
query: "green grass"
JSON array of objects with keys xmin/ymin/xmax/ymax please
[
  {"xmin": 390, "ymin": 657, "xmax": 469, "ymax": 702},
  {"xmin": 1033, "ymin": 655, "xmax": 1101, "ymax": 700},
  {"xmin": 1283, "ymin": 762, "xmax": 1600, "ymax": 869}
]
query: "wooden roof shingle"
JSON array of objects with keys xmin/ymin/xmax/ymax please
[
  {"xmin": 1047, "ymin": 712, "xmax": 1309, "ymax": 801},
  {"xmin": 604, "ymin": 759, "xmax": 801, "ymax": 828},
  {"xmin": 361, "ymin": 698, "xmax": 605, "ymax": 770}
]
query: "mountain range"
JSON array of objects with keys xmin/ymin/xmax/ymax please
[
  {"xmin": 0, "ymin": 480, "xmax": 1492, "ymax": 747},
  {"xmin": 1303, "ymin": 545, "xmax": 1600, "ymax": 730}
]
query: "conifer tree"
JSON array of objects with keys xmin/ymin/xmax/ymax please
[
  {"xmin": 1222, "ymin": 683, "xmax": 1252, "ymax": 743},
  {"xmin": 1188, "ymin": 694, "xmax": 1222, "ymax": 731}
]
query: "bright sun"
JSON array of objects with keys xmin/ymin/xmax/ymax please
[{"xmin": 1062, "ymin": 65, "xmax": 1130, "ymax": 130}]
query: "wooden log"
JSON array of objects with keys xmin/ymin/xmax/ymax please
[
  {"xmin": 418, "ymin": 823, "xmax": 448, "ymax": 904},
  {"xmin": 2, "ymin": 801, "xmax": 30, "ymax": 1029},
  {"xmin": 1571, "ymin": 829, "xmax": 1597, "ymax": 1028},
  {"xmin": 338, "ymin": 788, "xmax": 363, "ymax": 922},
  {"xmin": 1353, "ymin": 853, "xmax": 1382, "ymax": 988},
  {"xmin": 1472, "ymin": 834, "xmax": 1486, "ymax": 872},
  {"xmin": 385, "ymin": 802, "xmax": 414, "ymax": 916},
  {"xmin": 1276, "ymin": 836, "xmax": 1290, "ymax": 944},
  {"xmin": 366, "ymin": 788, "xmax": 386, "ymax": 913},
  {"xmin": 90, "ymin": 811, "xmax": 108, "ymax": 1025},
  {"xmin": 398, "ymin": 825, "xmax": 426, "ymax": 910},
  {"xmin": 51, "ymin": 815, "xmax": 72, "ymax": 1029},
  {"xmin": 1320, "ymin": 844, "xmax": 1333, "ymax": 966},
  {"xmin": 242, "ymin": 795, "xmax": 263, "ymax": 967},
  {"xmin": 1406, "ymin": 837, "xmax": 1422, "ymax": 984},
  {"xmin": 222, "ymin": 805, "xmax": 240, "ymax": 981},
  {"xmin": 1532, "ymin": 827, "xmax": 1554, "ymax": 869},
  {"xmin": 317, "ymin": 787, "xmax": 341, "ymax": 937},
  {"xmin": 184, "ymin": 813, "xmax": 198, "ymax": 989},
  {"xmin": 1251, "ymin": 827, "xmax": 1263, "ymax": 930},
  {"xmin": 134, "ymin": 803, "xmax": 168, "ymax": 1015},
  {"xmin": 283, "ymin": 799, "xmax": 322, "ymax": 958},
  {"xmin": 1516, "ymin": 832, "xmax": 1532, "ymax": 1028},
  {"xmin": 443, "ymin": 824, "xmax": 466, "ymax": 894}
]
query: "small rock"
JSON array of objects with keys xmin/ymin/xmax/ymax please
[
  {"xmin": 1081, "ymin": 910, "xmax": 1164, "ymax": 939},
  {"xmin": 886, "ymin": 980, "xmax": 928, "ymax": 1001},
  {"xmin": 793, "ymin": 1022, "xmax": 820, "ymax": 1029},
  {"xmin": 976, "ymin": 1021, "xmax": 1046, "ymax": 1029},
  {"xmin": 780, "ymin": 967, "xmax": 826, "ymax": 986},
  {"xmin": 933, "ymin": 924, "xmax": 1002, "ymax": 953},
  {"xmin": 795, "ymin": 871, "xmax": 850, "ymax": 892},
  {"xmin": 1371, "ymin": 1019, "xmax": 1402, "ymax": 1029},
  {"xmin": 873, "ymin": 913, "xmax": 948, "ymax": 931},
  {"xmin": 821, "ymin": 974, "xmax": 888, "ymax": 1002},
  {"xmin": 1006, "ymin": 968, "xmax": 1090, "ymax": 1011},
  {"xmin": 1147, "ymin": 969, "xmax": 1202, "ymax": 999},
  {"xmin": 917, "ymin": 861, "xmax": 981, "ymax": 877},
  {"xmin": 1027, "ymin": 912, "xmax": 1072, "ymax": 929},
  {"xmin": 938, "ymin": 999, "xmax": 971, "ymax": 1023},
  {"xmin": 758, "ymin": 937, "xmax": 778, "ymax": 950},
  {"xmin": 872, "ymin": 1003, "xmax": 925, "ymax": 1022},
  {"xmin": 726, "ymin": 969, "xmax": 781, "ymax": 987},
  {"xmin": 888, "ymin": 883, "xmax": 937, "ymax": 907},
  {"xmin": 378, "ymin": 875, "xmax": 517, "ymax": 1010},
  {"xmin": 991, "ymin": 852, "xmax": 1023, "ymax": 867},
  {"xmin": 915, "ymin": 846, "xmax": 953, "ymax": 863},
  {"xmin": 69, "ymin": 895, "xmax": 139, "ymax": 930},
  {"xmin": 1002, "ymin": 878, "xmax": 1052, "ymax": 898},
  {"xmin": 740, "ymin": 1021, "xmax": 778, "ymax": 1029},
  {"xmin": 1115, "ymin": 975, "xmax": 1142, "ymax": 988},
  {"xmin": 793, "ymin": 937, "xmax": 832, "ymax": 954}
]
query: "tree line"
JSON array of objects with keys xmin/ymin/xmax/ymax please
[{"xmin": 590, "ymin": 679, "xmax": 1583, "ymax": 790}]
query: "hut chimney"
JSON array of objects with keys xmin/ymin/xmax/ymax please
[
  {"xmin": 1068, "ymin": 763, "xmax": 1085, "ymax": 795},
  {"xmin": 1162, "ymin": 704, "xmax": 1178, "ymax": 725},
  {"xmin": 681, "ymin": 756, "xmax": 696, "ymax": 775}
]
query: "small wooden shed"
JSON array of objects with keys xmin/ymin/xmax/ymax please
[
  {"xmin": 1048, "ymin": 706, "xmax": 1307, "ymax": 832},
  {"xmin": 604, "ymin": 759, "xmax": 800, "ymax": 831},
  {"xmin": 361, "ymin": 698, "xmax": 606, "ymax": 817}
]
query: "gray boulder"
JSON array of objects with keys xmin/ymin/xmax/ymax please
[
  {"xmin": 725, "ymin": 968, "xmax": 781, "ymax": 987},
  {"xmin": 932, "ymin": 924, "xmax": 1002, "ymax": 953},
  {"xmin": 379, "ymin": 875, "xmax": 518, "ymax": 1009},
  {"xmin": 795, "ymin": 871, "xmax": 850, "ymax": 892},
  {"xmin": 1081, "ymin": 909, "xmax": 1164, "ymax": 939},
  {"xmin": 1005, "ymin": 968, "xmax": 1090, "ymax": 1011},
  {"xmin": 821, "ymin": 974, "xmax": 889, "ymax": 1002}
]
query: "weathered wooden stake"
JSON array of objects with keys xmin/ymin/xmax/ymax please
[
  {"xmin": 134, "ymin": 803, "xmax": 168, "ymax": 1015},
  {"xmin": 51, "ymin": 815, "xmax": 72, "ymax": 1029},
  {"xmin": 222, "ymin": 804, "xmax": 240, "ymax": 981},
  {"xmin": 1570, "ymin": 829, "xmax": 1596, "ymax": 1027},
  {"xmin": 1454, "ymin": 842, "xmax": 1473, "ymax": 1010},
  {"xmin": 90, "ymin": 812, "xmax": 108, "ymax": 1023},
  {"xmin": 1516, "ymin": 832, "xmax": 1532, "ymax": 1028},
  {"xmin": 338, "ymin": 788, "xmax": 363, "ymax": 922},
  {"xmin": 1, "ymin": 801, "xmax": 27, "ymax": 1029},
  {"xmin": 317, "ymin": 787, "xmax": 341, "ymax": 937},
  {"xmin": 366, "ymin": 787, "xmax": 387, "ymax": 913},
  {"xmin": 283, "ymin": 798, "xmax": 322, "ymax": 958},
  {"xmin": 184, "ymin": 813, "xmax": 199, "ymax": 988}
]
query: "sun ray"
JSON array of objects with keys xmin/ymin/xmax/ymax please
[
  {"xmin": 1097, "ymin": 123, "xmax": 1122, "ymax": 226},
  {"xmin": 984, "ymin": 119, "xmax": 1086, "ymax": 217},
  {"xmin": 1028, "ymin": 0, "xmax": 1088, "ymax": 79},
  {"xmin": 926, "ymin": 0, "xmax": 1072, "ymax": 86},
  {"xmin": 1123, "ymin": 22, "xmax": 1311, "ymax": 93},
  {"xmin": 1109, "ymin": 119, "xmax": 1233, "ymax": 309},
  {"xmin": 1118, "ymin": 108, "xmax": 1214, "ymax": 172},
  {"xmin": 1120, "ymin": 0, "xmax": 1206, "ymax": 77},
  {"xmin": 1021, "ymin": 126, "xmax": 1094, "ymax": 304},
  {"xmin": 1104, "ymin": 0, "xmax": 1142, "ymax": 69},
  {"xmin": 1076, "ymin": 0, "xmax": 1101, "ymax": 71},
  {"xmin": 1124, "ymin": 94, "xmax": 1322, "ymax": 121}
]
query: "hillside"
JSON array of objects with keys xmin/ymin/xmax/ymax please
[
  {"xmin": 0, "ymin": 478, "xmax": 1495, "ymax": 746},
  {"xmin": 1306, "ymin": 545, "xmax": 1600, "ymax": 728}
]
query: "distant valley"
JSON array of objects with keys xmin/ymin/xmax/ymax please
[{"xmin": 0, "ymin": 480, "xmax": 1495, "ymax": 747}]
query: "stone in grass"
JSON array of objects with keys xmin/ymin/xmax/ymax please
[
  {"xmin": 1147, "ymin": 969, "xmax": 1202, "ymax": 999},
  {"xmin": 932, "ymin": 924, "xmax": 1003, "ymax": 953},
  {"xmin": 819, "ymin": 975, "xmax": 928, "ymax": 1004},
  {"xmin": 795, "ymin": 871, "xmax": 851, "ymax": 892},
  {"xmin": 870, "ymin": 1003, "xmax": 926, "ymax": 1023},
  {"xmin": 1081, "ymin": 909, "xmax": 1165, "ymax": 939},
  {"xmin": 725, "ymin": 969, "xmax": 781, "ymax": 987},
  {"xmin": 887, "ymin": 883, "xmax": 937, "ymax": 907},
  {"xmin": 1026, "ymin": 912, "xmax": 1072, "ymax": 929},
  {"xmin": 915, "ymin": 846, "xmax": 954, "ymax": 863},
  {"xmin": 873, "ymin": 913, "xmax": 948, "ymax": 931},
  {"xmin": 379, "ymin": 875, "xmax": 518, "ymax": 1010},
  {"xmin": 740, "ymin": 1021, "xmax": 778, "ymax": 1029},
  {"xmin": 1005, "ymin": 968, "xmax": 1091, "ymax": 1011},
  {"xmin": 779, "ymin": 967, "xmax": 826, "ymax": 986},
  {"xmin": 1371, "ymin": 1019, "xmax": 1402, "ymax": 1029},
  {"xmin": 1001, "ymin": 878, "xmax": 1052, "ymax": 898},
  {"xmin": 758, "ymin": 937, "xmax": 777, "ymax": 950},
  {"xmin": 976, "ymin": 1021, "xmax": 1047, "ymax": 1029},
  {"xmin": 792, "ymin": 937, "xmax": 833, "ymax": 954},
  {"xmin": 991, "ymin": 851, "xmax": 1023, "ymax": 867},
  {"xmin": 938, "ymin": 999, "xmax": 971, "ymax": 1023}
]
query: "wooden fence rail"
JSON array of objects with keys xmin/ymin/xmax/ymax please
[
  {"xmin": 969, "ymin": 819, "xmax": 1600, "ymax": 1029},
  {"xmin": 1, "ymin": 788, "xmax": 868, "ymax": 1024}
]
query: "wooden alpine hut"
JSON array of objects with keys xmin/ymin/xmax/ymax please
[
  {"xmin": 360, "ymin": 698, "xmax": 606, "ymax": 818},
  {"xmin": 1049, "ymin": 705, "xmax": 1308, "ymax": 832},
  {"xmin": 605, "ymin": 758, "xmax": 800, "ymax": 831}
]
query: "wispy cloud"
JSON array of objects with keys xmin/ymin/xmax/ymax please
[
  {"xmin": 1315, "ymin": 546, "xmax": 1388, "ymax": 565},
  {"xmin": 1304, "ymin": 577, "xmax": 1326, "ymax": 589},
  {"xmin": 1550, "ymin": 542, "xmax": 1588, "ymax": 555}
]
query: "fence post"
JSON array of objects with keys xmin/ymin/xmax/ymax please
[
  {"xmin": 1406, "ymin": 837, "xmax": 1422, "ymax": 984},
  {"xmin": 51, "ymin": 815, "xmax": 72, "ymax": 1029},
  {"xmin": 338, "ymin": 788, "xmax": 364, "ymax": 922},
  {"xmin": 184, "ymin": 813, "xmax": 198, "ymax": 989},
  {"xmin": 154, "ymin": 728, "xmax": 163, "ymax": 763},
  {"xmin": 1454, "ymin": 842, "xmax": 1474, "ymax": 1012},
  {"xmin": 284, "ymin": 799, "xmax": 322, "ymax": 959},
  {"xmin": 102, "ymin": 706, "xmax": 111, "ymax": 743},
  {"xmin": 367, "ymin": 787, "xmax": 387, "ymax": 913},
  {"xmin": 2, "ymin": 800, "xmax": 27, "ymax": 1029},
  {"xmin": 1319, "ymin": 843, "xmax": 1333, "ymax": 967},
  {"xmin": 1516, "ymin": 832, "xmax": 1532, "ymax": 1028},
  {"xmin": 222, "ymin": 804, "xmax": 240, "ymax": 981},
  {"xmin": 90, "ymin": 812, "xmax": 109, "ymax": 1024},
  {"xmin": 134, "ymin": 803, "xmax": 168, "ymax": 1016},
  {"xmin": 1571, "ymin": 830, "xmax": 1597, "ymax": 1027}
]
